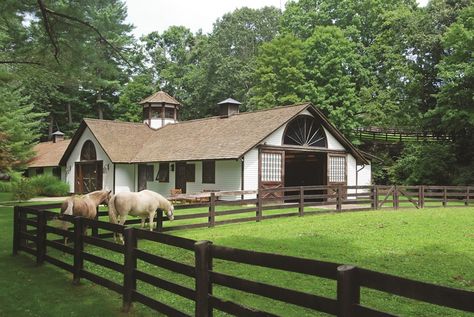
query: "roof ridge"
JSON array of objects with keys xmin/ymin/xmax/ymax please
[{"xmin": 84, "ymin": 118, "xmax": 148, "ymax": 127}]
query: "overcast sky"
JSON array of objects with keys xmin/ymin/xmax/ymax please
[{"xmin": 125, "ymin": 0, "xmax": 430, "ymax": 37}]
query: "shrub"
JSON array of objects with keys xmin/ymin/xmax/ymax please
[
  {"xmin": 11, "ymin": 178, "xmax": 34, "ymax": 201},
  {"xmin": 389, "ymin": 142, "xmax": 456, "ymax": 185},
  {"xmin": 29, "ymin": 174, "xmax": 69, "ymax": 197}
]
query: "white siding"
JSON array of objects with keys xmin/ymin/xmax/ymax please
[
  {"xmin": 325, "ymin": 127, "xmax": 345, "ymax": 150},
  {"xmin": 147, "ymin": 118, "xmax": 177, "ymax": 129},
  {"xmin": 243, "ymin": 149, "xmax": 259, "ymax": 198},
  {"xmin": 148, "ymin": 162, "xmax": 175, "ymax": 196},
  {"xmin": 263, "ymin": 125, "xmax": 285, "ymax": 146},
  {"xmin": 65, "ymin": 127, "xmax": 113, "ymax": 193},
  {"xmin": 357, "ymin": 164, "xmax": 372, "ymax": 186},
  {"xmin": 148, "ymin": 160, "xmax": 242, "ymax": 198},
  {"xmin": 115, "ymin": 164, "xmax": 135, "ymax": 193}
]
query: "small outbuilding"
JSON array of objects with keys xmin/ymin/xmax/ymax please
[
  {"xmin": 27, "ymin": 131, "xmax": 70, "ymax": 179},
  {"xmin": 55, "ymin": 91, "xmax": 371, "ymax": 196}
]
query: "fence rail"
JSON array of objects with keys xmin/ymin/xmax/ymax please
[{"xmin": 12, "ymin": 189, "xmax": 474, "ymax": 317}]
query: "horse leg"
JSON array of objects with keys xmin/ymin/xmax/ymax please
[
  {"xmin": 141, "ymin": 217, "xmax": 145, "ymax": 228},
  {"xmin": 118, "ymin": 215, "xmax": 127, "ymax": 244},
  {"xmin": 149, "ymin": 210, "xmax": 156, "ymax": 231}
]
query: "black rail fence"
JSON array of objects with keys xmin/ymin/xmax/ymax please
[{"xmin": 12, "ymin": 185, "xmax": 474, "ymax": 317}]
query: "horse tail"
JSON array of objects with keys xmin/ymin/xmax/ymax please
[{"xmin": 108, "ymin": 195, "xmax": 119, "ymax": 225}]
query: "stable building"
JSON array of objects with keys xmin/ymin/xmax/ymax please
[
  {"xmin": 56, "ymin": 91, "xmax": 371, "ymax": 196},
  {"xmin": 27, "ymin": 131, "xmax": 70, "ymax": 178}
]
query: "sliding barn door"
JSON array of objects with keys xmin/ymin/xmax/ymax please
[{"xmin": 260, "ymin": 150, "xmax": 285, "ymax": 198}]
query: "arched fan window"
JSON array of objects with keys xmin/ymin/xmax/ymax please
[
  {"xmin": 80, "ymin": 140, "xmax": 97, "ymax": 161},
  {"xmin": 283, "ymin": 115, "xmax": 327, "ymax": 147}
]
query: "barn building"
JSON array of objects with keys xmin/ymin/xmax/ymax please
[
  {"xmin": 52, "ymin": 91, "xmax": 371, "ymax": 196},
  {"xmin": 27, "ymin": 131, "xmax": 70, "ymax": 178}
]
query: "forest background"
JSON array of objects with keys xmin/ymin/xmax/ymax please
[{"xmin": 1, "ymin": 0, "xmax": 473, "ymax": 185}]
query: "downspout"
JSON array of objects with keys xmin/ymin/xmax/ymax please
[{"xmin": 356, "ymin": 164, "xmax": 366, "ymax": 194}]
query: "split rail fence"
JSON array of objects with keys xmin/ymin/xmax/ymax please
[
  {"xmin": 149, "ymin": 185, "xmax": 472, "ymax": 232},
  {"xmin": 12, "ymin": 185, "xmax": 474, "ymax": 317}
]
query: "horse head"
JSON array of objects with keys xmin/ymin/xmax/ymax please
[{"xmin": 166, "ymin": 204, "xmax": 174, "ymax": 221}]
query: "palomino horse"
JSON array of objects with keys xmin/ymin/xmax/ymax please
[
  {"xmin": 108, "ymin": 190, "xmax": 174, "ymax": 244},
  {"xmin": 59, "ymin": 189, "xmax": 112, "ymax": 244}
]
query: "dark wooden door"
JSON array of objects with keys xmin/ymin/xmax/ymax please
[
  {"xmin": 175, "ymin": 162, "xmax": 187, "ymax": 194},
  {"xmin": 75, "ymin": 161, "xmax": 103, "ymax": 194},
  {"xmin": 259, "ymin": 150, "xmax": 285, "ymax": 199},
  {"xmin": 138, "ymin": 164, "xmax": 148, "ymax": 191}
]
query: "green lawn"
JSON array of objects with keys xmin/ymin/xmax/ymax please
[{"xmin": 0, "ymin": 193, "xmax": 473, "ymax": 316}]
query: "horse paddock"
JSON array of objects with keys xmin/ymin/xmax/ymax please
[{"xmin": 2, "ymin": 197, "xmax": 473, "ymax": 317}]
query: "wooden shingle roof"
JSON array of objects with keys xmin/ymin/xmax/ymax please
[
  {"xmin": 29, "ymin": 140, "xmax": 71, "ymax": 168},
  {"xmin": 59, "ymin": 103, "xmax": 369, "ymax": 165},
  {"xmin": 139, "ymin": 91, "xmax": 181, "ymax": 105}
]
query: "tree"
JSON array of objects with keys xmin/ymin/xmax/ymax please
[
  {"xmin": 248, "ymin": 34, "xmax": 307, "ymax": 109},
  {"xmin": 114, "ymin": 74, "xmax": 154, "ymax": 122},
  {"xmin": 0, "ymin": 84, "xmax": 45, "ymax": 171}
]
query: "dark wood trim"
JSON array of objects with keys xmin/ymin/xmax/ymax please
[
  {"xmin": 261, "ymin": 144, "xmax": 347, "ymax": 155},
  {"xmin": 161, "ymin": 102, "xmax": 165, "ymax": 127}
]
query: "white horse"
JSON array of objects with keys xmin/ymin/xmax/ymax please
[{"xmin": 108, "ymin": 190, "xmax": 174, "ymax": 243}]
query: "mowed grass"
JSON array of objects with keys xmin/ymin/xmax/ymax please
[{"xmin": 0, "ymin": 193, "xmax": 473, "ymax": 317}]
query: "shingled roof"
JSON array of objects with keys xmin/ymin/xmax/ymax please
[
  {"xmin": 29, "ymin": 139, "xmax": 71, "ymax": 168},
  {"xmin": 59, "ymin": 103, "xmax": 369, "ymax": 165},
  {"xmin": 139, "ymin": 91, "xmax": 181, "ymax": 105}
]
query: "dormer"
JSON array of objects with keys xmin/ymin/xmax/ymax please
[
  {"xmin": 140, "ymin": 91, "xmax": 182, "ymax": 129},
  {"xmin": 218, "ymin": 98, "xmax": 241, "ymax": 118}
]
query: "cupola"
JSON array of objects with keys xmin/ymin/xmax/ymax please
[
  {"xmin": 140, "ymin": 91, "xmax": 181, "ymax": 129},
  {"xmin": 218, "ymin": 98, "xmax": 241, "ymax": 118},
  {"xmin": 51, "ymin": 130, "xmax": 65, "ymax": 143}
]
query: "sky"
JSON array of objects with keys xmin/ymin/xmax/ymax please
[{"xmin": 125, "ymin": 0, "xmax": 430, "ymax": 37}]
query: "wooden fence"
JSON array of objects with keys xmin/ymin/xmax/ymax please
[
  {"xmin": 12, "ymin": 197, "xmax": 474, "ymax": 317},
  {"xmin": 143, "ymin": 185, "xmax": 472, "ymax": 232}
]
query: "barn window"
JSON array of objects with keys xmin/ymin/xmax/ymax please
[
  {"xmin": 36, "ymin": 167, "xmax": 44, "ymax": 175},
  {"xmin": 165, "ymin": 107, "xmax": 175, "ymax": 119},
  {"xmin": 157, "ymin": 163, "xmax": 169, "ymax": 182},
  {"xmin": 146, "ymin": 165, "xmax": 154, "ymax": 181},
  {"xmin": 151, "ymin": 107, "xmax": 161, "ymax": 119},
  {"xmin": 80, "ymin": 140, "xmax": 97, "ymax": 161},
  {"xmin": 202, "ymin": 160, "xmax": 215, "ymax": 184},
  {"xmin": 52, "ymin": 167, "xmax": 61, "ymax": 179},
  {"xmin": 186, "ymin": 164, "xmax": 195, "ymax": 182},
  {"xmin": 328, "ymin": 155, "xmax": 346, "ymax": 183},
  {"xmin": 284, "ymin": 115, "xmax": 327, "ymax": 147},
  {"xmin": 261, "ymin": 152, "xmax": 282, "ymax": 182},
  {"xmin": 143, "ymin": 106, "xmax": 150, "ymax": 121}
]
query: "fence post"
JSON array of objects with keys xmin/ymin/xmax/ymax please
[
  {"xmin": 256, "ymin": 191, "xmax": 262, "ymax": 222},
  {"xmin": 393, "ymin": 185, "xmax": 399, "ymax": 209},
  {"xmin": 122, "ymin": 228, "xmax": 137, "ymax": 312},
  {"xmin": 92, "ymin": 206, "xmax": 99, "ymax": 237},
  {"xmin": 298, "ymin": 186, "xmax": 304, "ymax": 217},
  {"xmin": 195, "ymin": 240, "xmax": 213, "ymax": 317},
  {"xmin": 336, "ymin": 185, "xmax": 342, "ymax": 212},
  {"xmin": 419, "ymin": 185, "xmax": 424, "ymax": 209},
  {"xmin": 443, "ymin": 186, "xmax": 447, "ymax": 207},
  {"xmin": 12, "ymin": 206, "xmax": 21, "ymax": 255},
  {"xmin": 208, "ymin": 193, "xmax": 216, "ymax": 228},
  {"xmin": 73, "ymin": 216, "xmax": 84, "ymax": 285},
  {"xmin": 36, "ymin": 211, "xmax": 47, "ymax": 265},
  {"xmin": 371, "ymin": 186, "xmax": 378, "ymax": 210},
  {"xmin": 155, "ymin": 211, "xmax": 163, "ymax": 232},
  {"xmin": 466, "ymin": 187, "xmax": 470, "ymax": 206},
  {"xmin": 337, "ymin": 265, "xmax": 360, "ymax": 317}
]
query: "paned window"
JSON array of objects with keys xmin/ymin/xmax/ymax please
[
  {"xmin": 146, "ymin": 165, "xmax": 154, "ymax": 181},
  {"xmin": 284, "ymin": 115, "xmax": 327, "ymax": 147},
  {"xmin": 186, "ymin": 164, "xmax": 195, "ymax": 182},
  {"xmin": 151, "ymin": 107, "xmax": 161, "ymax": 119},
  {"xmin": 157, "ymin": 163, "xmax": 169, "ymax": 182},
  {"xmin": 202, "ymin": 160, "xmax": 215, "ymax": 184},
  {"xmin": 36, "ymin": 167, "xmax": 44, "ymax": 175},
  {"xmin": 52, "ymin": 167, "xmax": 61, "ymax": 179},
  {"xmin": 328, "ymin": 156, "xmax": 346, "ymax": 183},
  {"xmin": 80, "ymin": 140, "xmax": 97, "ymax": 161},
  {"xmin": 261, "ymin": 152, "xmax": 282, "ymax": 182},
  {"xmin": 165, "ymin": 107, "xmax": 175, "ymax": 119}
]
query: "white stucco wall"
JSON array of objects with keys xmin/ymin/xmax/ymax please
[
  {"xmin": 147, "ymin": 118, "xmax": 177, "ymax": 129},
  {"xmin": 243, "ymin": 149, "xmax": 259, "ymax": 198},
  {"xmin": 357, "ymin": 164, "xmax": 372, "ymax": 186},
  {"xmin": 115, "ymin": 164, "xmax": 135, "ymax": 193},
  {"xmin": 65, "ymin": 127, "xmax": 113, "ymax": 193}
]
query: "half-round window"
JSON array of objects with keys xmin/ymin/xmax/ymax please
[
  {"xmin": 283, "ymin": 115, "xmax": 327, "ymax": 147},
  {"xmin": 80, "ymin": 140, "xmax": 97, "ymax": 161}
]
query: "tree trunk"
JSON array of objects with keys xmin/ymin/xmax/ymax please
[
  {"xmin": 97, "ymin": 92, "xmax": 103, "ymax": 119},
  {"xmin": 48, "ymin": 114, "xmax": 54, "ymax": 140},
  {"xmin": 67, "ymin": 104, "xmax": 72, "ymax": 125}
]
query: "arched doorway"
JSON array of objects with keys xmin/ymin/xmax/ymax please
[{"xmin": 75, "ymin": 140, "xmax": 103, "ymax": 194}]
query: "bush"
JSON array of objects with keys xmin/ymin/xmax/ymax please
[
  {"xmin": 29, "ymin": 174, "xmax": 69, "ymax": 197},
  {"xmin": 389, "ymin": 142, "xmax": 456, "ymax": 185},
  {"xmin": 11, "ymin": 178, "xmax": 34, "ymax": 201}
]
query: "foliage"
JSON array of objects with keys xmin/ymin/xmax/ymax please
[
  {"xmin": 11, "ymin": 178, "xmax": 34, "ymax": 201},
  {"xmin": 0, "ymin": 85, "xmax": 45, "ymax": 171},
  {"xmin": 388, "ymin": 142, "xmax": 456, "ymax": 185},
  {"xmin": 29, "ymin": 174, "xmax": 69, "ymax": 197}
]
